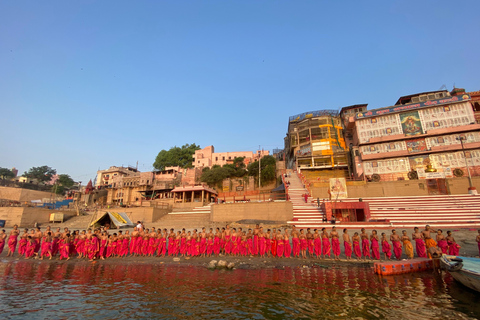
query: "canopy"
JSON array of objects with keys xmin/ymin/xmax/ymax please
[
  {"xmin": 89, "ymin": 211, "xmax": 134, "ymax": 229},
  {"xmin": 271, "ymin": 184, "xmax": 285, "ymax": 192}
]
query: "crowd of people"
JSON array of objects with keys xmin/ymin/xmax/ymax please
[{"xmin": 0, "ymin": 223, "xmax": 478, "ymax": 262}]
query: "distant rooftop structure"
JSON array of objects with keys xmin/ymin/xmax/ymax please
[{"xmin": 289, "ymin": 110, "xmax": 339, "ymax": 122}]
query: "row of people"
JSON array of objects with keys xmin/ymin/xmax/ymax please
[{"xmin": 1, "ymin": 224, "xmax": 471, "ymax": 261}]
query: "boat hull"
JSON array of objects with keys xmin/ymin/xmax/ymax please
[{"xmin": 440, "ymin": 255, "xmax": 480, "ymax": 293}]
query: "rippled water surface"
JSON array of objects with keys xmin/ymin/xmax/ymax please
[{"xmin": 0, "ymin": 259, "xmax": 478, "ymax": 319}]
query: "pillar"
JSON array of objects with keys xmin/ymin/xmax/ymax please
[{"xmin": 182, "ymin": 191, "xmax": 185, "ymax": 203}]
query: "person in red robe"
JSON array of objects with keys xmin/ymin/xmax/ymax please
[
  {"xmin": 436, "ymin": 230, "xmax": 448, "ymax": 254},
  {"xmin": 276, "ymin": 230, "xmax": 284, "ymax": 258},
  {"xmin": 0, "ymin": 229, "xmax": 6, "ymax": 255},
  {"xmin": 265, "ymin": 230, "xmax": 272, "ymax": 257},
  {"xmin": 413, "ymin": 227, "xmax": 427, "ymax": 258},
  {"xmin": 370, "ymin": 230, "xmax": 380, "ymax": 260},
  {"xmin": 271, "ymin": 228, "xmax": 277, "ymax": 257},
  {"xmin": 89, "ymin": 234, "xmax": 100, "ymax": 261},
  {"xmin": 476, "ymin": 230, "xmax": 480, "ymax": 257},
  {"xmin": 7, "ymin": 225, "xmax": 19, "ymax": 257},
  {"xmin": 25, "ymin": 236, "xmax": 36, "ymax": 259},
  {"xmin": 343, "ymin": 229, "xmax": 352, "ymax": 259},
  {"xmin": 18, "ymin": 228, "xmax": 28, "ymax": 256},
  {"xmin": 381, "ymin": 233, "xmax": 392, "ymax": 260},
  {"xmin": 40, "ymin": 232, "xmax": 53, "ymax": 260},
  {"xmin": 390, "ymin": 230, "xmax": 402, "ymax": 260},
  {"xmin": 313, "ymin": 230, "xmax": 322, "ymax": 258},
  {"xmin": 321, "ymin": 228, "xmax": 331, "ymax": 258},
  {"xmin": 446, "ymin": 231, "xmax": 460, "ymax": 256},
  {"xmin": 352, "ymin": 233, "xmax": 361, "ymax": 260},
  {"xmin": 360, "ymin": 228, "xmax": 370, "ymax": 260},
  {"xmin": 284, "ymin": 229, "xmax": 291, "ymax": 258},
  {"xmin": 330, "ymin": 227, "xmax": 341, "ymax": 260}
]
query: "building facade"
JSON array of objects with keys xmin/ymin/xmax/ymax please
[
  {"xmin": 192, "ymin": 145, "xmax": 269, "ymax": 168},
  {"xmin": 342, "ymin": 89, "xmax": 480, "ymax": 184},
  {"xmin": 95, "ymin": 166, "xmax": 139, "ymax": 188},
  {"xmin": 284, "ymin": 110, "xmax": 349, "ymax": 173}
]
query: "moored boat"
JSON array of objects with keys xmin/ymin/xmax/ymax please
[{"xmin": 440, "ymin": 255, "xmax": 480, "ymax": 293}]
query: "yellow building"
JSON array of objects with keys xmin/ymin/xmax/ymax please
[{"xmin": 285, "ymin": 110, "xmax": 348, "ymax": 173}]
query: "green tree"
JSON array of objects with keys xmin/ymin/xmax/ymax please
[
  {"xmin": 153, "ymin": 143, "xmax": 201, "ymax": 171},
  {"xmin": 233, "ymin": 157, "xmax": 247, "ymax": 177},
  {"xmin": 57, "ymin": 174, "xmax": 75, "ymax": 187},
  {"xmin": 52, "ymin": 185, "xmax": 65, "ymax": 195},
  {"xmin": 23, "ymin": 166, "xmax": 57, "ymax": 183},
  {"xmin": 0, "ymin": 167, "xmax": 15, "ymax": 180},
  {"xmin": 247, "ymin": 155, "xmax": 277, "ymax": 186}
]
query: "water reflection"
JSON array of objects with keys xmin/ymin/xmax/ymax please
[{"xmin": 0, "ymin": 260, "xmax": 478, "ymax": 319}]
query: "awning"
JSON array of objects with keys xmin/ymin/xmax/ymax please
[
  {"xmin": 89, "ymin": 211, "xmax": 134, "ymax": 229},
  {"xmin": 271, "ymin": 184, "xmax": 285, "ymax": 192},
  {"xmin": 171, "ymin": 185, "xmax": 218, "ymax": 195}
]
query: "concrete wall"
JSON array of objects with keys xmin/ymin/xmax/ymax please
[
  {"xmin": 173, "ymin": 202, "xmax": 201, "ymax": 212},
  {"xmin": 211, "ymin": 201, "xmax": 293, "ymax": 223},
  {"xmin": 0, "ymin": 207, "xmax": 23, "ymax": 226},
  {"xmin": 124, "ymin": 207, "xmax": 170, "ymax": 224},
  {"xmin": 309, "ymin": 176, "xmax": 480, "ymax": 199},
  {"xmin": 0, "ymin": 207, "xmax": 76, "ymax": 228},
  {"xmin": 0, "ymin": 186, "xmax": 56, "ymax": 202}
]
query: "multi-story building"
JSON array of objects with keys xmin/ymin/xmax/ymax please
[
  {"xmin": 95, "ymin": 166, "xmax": 139, "ymax": 188},
  {"xmin": 105, "ymin": 166, "xmax": 185, "ymax": 205},
  {"xmin": 192, "ymin": 145, "xmax": 269, "ymax": 168},
  {"xmin": 284, "ymin": 110, "xmax": 349, "ymax": 173},
  {"xmin": 343, "ymin": 89, "xmax": 480, "ymax": 188}
]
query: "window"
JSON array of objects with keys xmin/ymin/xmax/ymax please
[
  {"xmin": 223, "ymin": 157, "xmax": 225, "ymax": 160},
  {"xmin": 215, "ymin": 157, "xmax": 218, "ymax": 161}
]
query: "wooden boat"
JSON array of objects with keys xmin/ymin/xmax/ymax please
[{"xmin": 440, "ymin": 255, "xmax": 480, "ymax": 292}]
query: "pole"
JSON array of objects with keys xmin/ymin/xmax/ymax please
[
  {"xmin": 457, "ymin": 137, "xmax": 474, "ymax": 189},
  {"xmin": 258, "ymin": 145, "xmax": 261, "ymax": 190}
]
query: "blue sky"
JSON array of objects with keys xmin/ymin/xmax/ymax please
[{"xmin": 1, "ymin": 1, "xmax": 479, "ymax": 183}]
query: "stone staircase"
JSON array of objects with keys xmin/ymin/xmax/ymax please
[
  {"xmin": 288, "ymin": 194, "xmax": 480, "ymax": 229},
  {"xmin": 152, "ymin": 204, "xmax": 212, "ymax": 228},
  {"xmin": 40, "ymin": 214, "xmax": 95, "ymax": 230},
  {"xmin": 284, "ymin": 170, "xmax": 325, "ymax": 224}
]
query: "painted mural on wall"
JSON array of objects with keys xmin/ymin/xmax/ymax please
[
  {"xmin": 406, "ymin": 138, "xmax": 428, "ymax": 153},
  {"xmin": 400, "ymin": 111, "xmax": 424, "ymax": 136},
  {"xmin": 329, "ymin": 178, "xmax": 347, "ymax": 199},
  {"xmin": 408, "ymin": 155, "xmax": 430, "ymax": 169}
]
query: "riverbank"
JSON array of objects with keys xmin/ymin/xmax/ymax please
[
  {"xmin": 0, "ymin": 252, "xmax": 375, "ymax": 270},
  {"xmin": 2, "ymin": 226, "xmax": 479, "ymax": 259}
]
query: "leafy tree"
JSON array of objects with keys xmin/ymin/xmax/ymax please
[
  {"xmin": 233, "ymin": 157, "xmax": 247, "ymax": 177},
  {"xmin": 23, "ymin": 166, "xmax": 56, "ymax": 183},
  {"xmin": 247, "ymin": 155, "xmax": 277, "ymax": 186},
  {"xmin": 153, "ymin": 143, "xmax": 201, "ymax": 171},
  {"xmin": 52, "ymin": 185, "xmax": 65, "ymax": 195},
  {"xmin": 0, "ymin": 167, "xmax": 15, "ymax": 180},
  {"xmin": 57, "ymin": 174, "xmax": 75, "ymax": 187},
  {"xmin": 201, "ymin": 165, "xmax": 231, "ymax": 187}
]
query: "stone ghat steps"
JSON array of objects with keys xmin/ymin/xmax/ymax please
[
  {"xmin": 288, "ymin": 221, "xmax": 480, "ymax": 229},
  {"xmin": 153, "ymin": 212, "xmax": 211, "ymax": 228},
  {"xmin": 289, "ymin": 194, "xmax": 480, "ymax": 228},
  {"xmin": 44, "ymin": 214, "xmax": 96, "ymax": 230}
]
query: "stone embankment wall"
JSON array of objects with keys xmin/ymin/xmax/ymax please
[
  {"xmin": 0, "ymin": 207, "xmax": 76, "ymax": 228},
  {"xmin": 211, "ymin": 201, "xmax": 293, "ymax": 223},
  {"xmin": 123, "ymin": 207, "xmax": 170, "ymax": 224},
  {"xmin": 0, "ymin": 186, "xmax": 56, "ymax": 202},
  {"xmin": 310, "ymin": 176, "xmax": 480, "ymax": 199}
]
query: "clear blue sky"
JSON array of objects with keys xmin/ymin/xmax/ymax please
[{"xmin": 1, "ymin": 1, "xmax": 479, "ymax": 183}]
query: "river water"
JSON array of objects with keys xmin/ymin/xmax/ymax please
[{"xmin": 0, "ymin": 260, "xmax": 478, "ymax": 319}]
